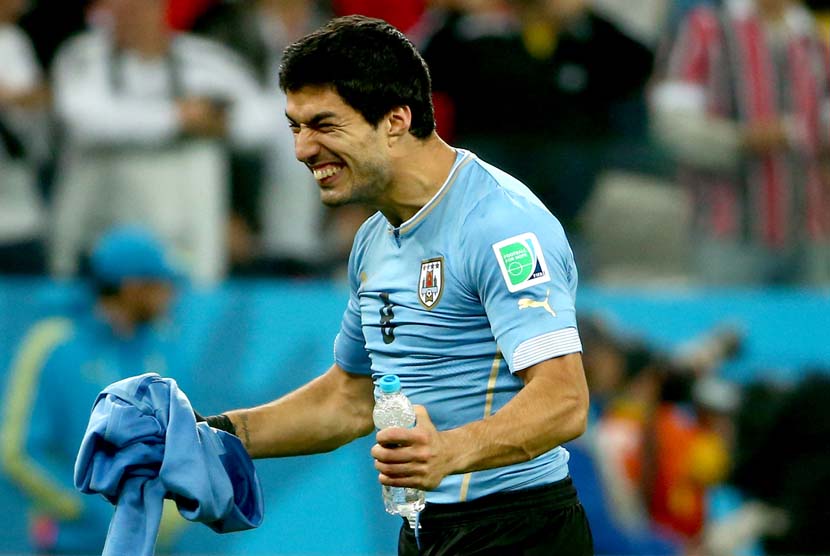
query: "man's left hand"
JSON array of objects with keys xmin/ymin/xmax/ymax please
[{"xmin": 371, "ymin": 405, "xmax": 454, "ymax": 491}]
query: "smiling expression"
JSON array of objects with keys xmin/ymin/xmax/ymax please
[{"xmin": 285, "ymin": 85, "xmax": 394, "ymax": 208}]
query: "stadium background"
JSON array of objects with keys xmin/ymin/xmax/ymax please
[{"xmin": 4, "ymin": 0, "xmax": 830, "ymax": 554}]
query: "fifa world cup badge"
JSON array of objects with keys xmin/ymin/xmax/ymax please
[{"xmin": 418, "ymin": 257, "xmax": 444, "ymax": 310}]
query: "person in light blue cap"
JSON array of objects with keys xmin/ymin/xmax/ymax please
[
  {"xmin": 90, "ymin": 224, "xmax": 182, "ymax": 285},
  {"xmin": 87, "ymin": 225, "xmax": 183, "ymax": 333},
  {"xmin": 0, "ymin": 224, "xmax": 188, "ymax": 555}
]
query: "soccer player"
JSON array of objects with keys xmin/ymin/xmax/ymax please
[{"xmin": 202, "ymin": 15, "xmax": 592, "ymax": 554}]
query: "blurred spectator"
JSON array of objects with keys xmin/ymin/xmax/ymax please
[
  {"xmin": 566, "ymin": 439, "xmax": 681, "ymax": 555},
  {"xmin": 0, "ymin": 225, "xmax": 187, "ymax": 555},
  {"xmin": 728, "ymin": 373, "xmax": 830, "ymax": 554},
  {"xmin": 48, "ymin": 0, "xmax": 276, "ymax": 285},
  {"xmin": 651, "ymin": 0, "xmax": 830, "ymax": 285},
  {"xmin": 0, "ymin": 0, "xmax": 50, "ymax": 274},
  {"xmin": 581, "ymin": 314, "xmax": 743, "ymax": 551},
  {"xmin": 641, "ymin": 381, "xmax": 732, "ymax": 543},
  {"xmin": 573, "ymin": 316, "xmax": 683, "ymax": 555},
  {"xmin": 191, "ymin": 0, "xmax": 331, "ymax": 276},
  {"xmin": 421, "ymin": 0, "xmax": 654, "ymax": 273}
]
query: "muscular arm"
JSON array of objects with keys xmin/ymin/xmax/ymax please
[
  {"xmin": 224, "ymin": 364, "xmax": 376, "ymax": 459},
  {"xmin": 372, "ymin": 352, "xmax": 589, "ymax": 490}
]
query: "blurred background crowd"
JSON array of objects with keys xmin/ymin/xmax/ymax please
[{"xmin": 2, "ymin": 0, "xmax": 830, "ymax": 555}]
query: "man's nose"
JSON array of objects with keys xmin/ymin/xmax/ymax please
[{"xmin": 294, "ymin": 127, "xmax": 320, "ymax": 163}]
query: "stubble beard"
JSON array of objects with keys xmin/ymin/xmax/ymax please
[{"xmin": 320, "ymin": 161, "xmax": 391, "ymax": 208}]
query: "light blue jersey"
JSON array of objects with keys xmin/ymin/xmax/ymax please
[{"xmin": 335, "ymin": 150, "xmax": 582, "ymax": 504}]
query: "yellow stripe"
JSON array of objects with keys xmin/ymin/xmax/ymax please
[
  {"xmin": 482, "ymin": 352, "xmax": 502, "ymax": 418},
  {"xmin": 458, "ymin": 471, "xmax": 472, "ymax": 501},
  {"xmin": 1, "ymin": 318, "xmax": 83, "ymax": 519},
  {"xmin": 458, "ymin": 351, "xmax": 503, "ymax": 502},
  {"xmin": 399, "ymin": 155, "xmax": 475, "ymax": 234}
]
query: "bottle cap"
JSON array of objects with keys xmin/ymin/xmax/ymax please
[{"xmin": 378, "ymin": 374, "xmax": 401, "ymax": 394}]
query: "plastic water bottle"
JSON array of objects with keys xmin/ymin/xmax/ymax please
[{"xmin": 372, "ymin": 375, "xmax": 425, "ymax": 528}]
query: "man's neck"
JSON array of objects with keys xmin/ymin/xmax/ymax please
[{"xmin": 379, "ymin": 135, "xmax": 458, "ymax": 227}]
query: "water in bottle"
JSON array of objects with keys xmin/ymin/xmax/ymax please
[{"xmin": 372, "ymin": 374, "xmax": 425, "ymax": 528}]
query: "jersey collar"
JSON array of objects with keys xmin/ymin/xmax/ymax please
[{"xmin": 391, "ymin": 149, "xmax": 475, "ymax": 236}]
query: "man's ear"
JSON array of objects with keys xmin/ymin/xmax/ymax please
[{"xmin": 386, "ymin": 106, "xmax": 412, "ymax": 141}]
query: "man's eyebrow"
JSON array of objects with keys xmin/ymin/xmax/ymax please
[{"xmin": 285, "ymin": 111, "xmax": 338, "ymax": 126}]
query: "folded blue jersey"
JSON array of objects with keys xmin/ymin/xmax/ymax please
[{"xmin": 74, "ymin": 372, "xmax": 264, "ymax": 556}]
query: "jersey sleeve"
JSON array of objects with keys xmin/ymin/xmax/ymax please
[
  {"xmin": 461, "ymin": 191, "xmax": 581, "ymax": 373},
  {"xmin": 333, "ymin": 236, "xmax": 372, "ymax": 375}
]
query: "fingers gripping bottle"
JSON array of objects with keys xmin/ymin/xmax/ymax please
[{"xmin": 373, "ymin": 375, "xmax": 425, "ymax": 528}]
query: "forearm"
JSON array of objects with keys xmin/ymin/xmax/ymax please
[
  {"xmin": 441, "ymin": 353, "xmax": 588, "ymax": 474},
  {"xmin": 224, "ymin": 365, "xmax": 376, "ymax": 459}
]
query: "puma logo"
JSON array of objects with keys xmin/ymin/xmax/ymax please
[{"xmin": 517, "ymin": 289, "xmax": 556, "ymax": 318}]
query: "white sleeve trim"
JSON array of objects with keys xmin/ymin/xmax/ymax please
[{"xmin": 511, "ymin": 327, "xmax": 582, "ymax": 372}]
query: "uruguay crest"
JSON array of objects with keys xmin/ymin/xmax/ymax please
[{"xmin": 418, "ymin": 257, "xmax": 444, "ymax": 310}]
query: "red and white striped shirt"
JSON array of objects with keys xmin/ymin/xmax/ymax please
[{"xmin": 653, "ymin": 0, "xmax": 830, "ymax": 247}]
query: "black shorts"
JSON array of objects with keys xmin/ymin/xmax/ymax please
[{"xmin": 397, "ymin": 477, "xmax": 593, "ymax": 555}]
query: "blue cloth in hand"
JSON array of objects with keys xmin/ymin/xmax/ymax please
[{"xmin": 74, "ymin": 373, "xmax": 264, "ymax": 556}]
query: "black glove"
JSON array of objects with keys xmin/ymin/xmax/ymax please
[{"xmin": 193, "ymin": 409, "xmax": 237, "ymax": 436}]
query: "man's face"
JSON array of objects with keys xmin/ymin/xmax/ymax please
[
  {"xmin": 122, "ymin": 281, "xmax": 174, "ymax": 324},
  {"xmin": 285, "ymin": 86, "xmax": 393, "ymax": 208}
]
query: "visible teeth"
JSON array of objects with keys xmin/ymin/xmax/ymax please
[{"xmin": 313, "ymin": 166, "xmax": 341, "ymax": 180}]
